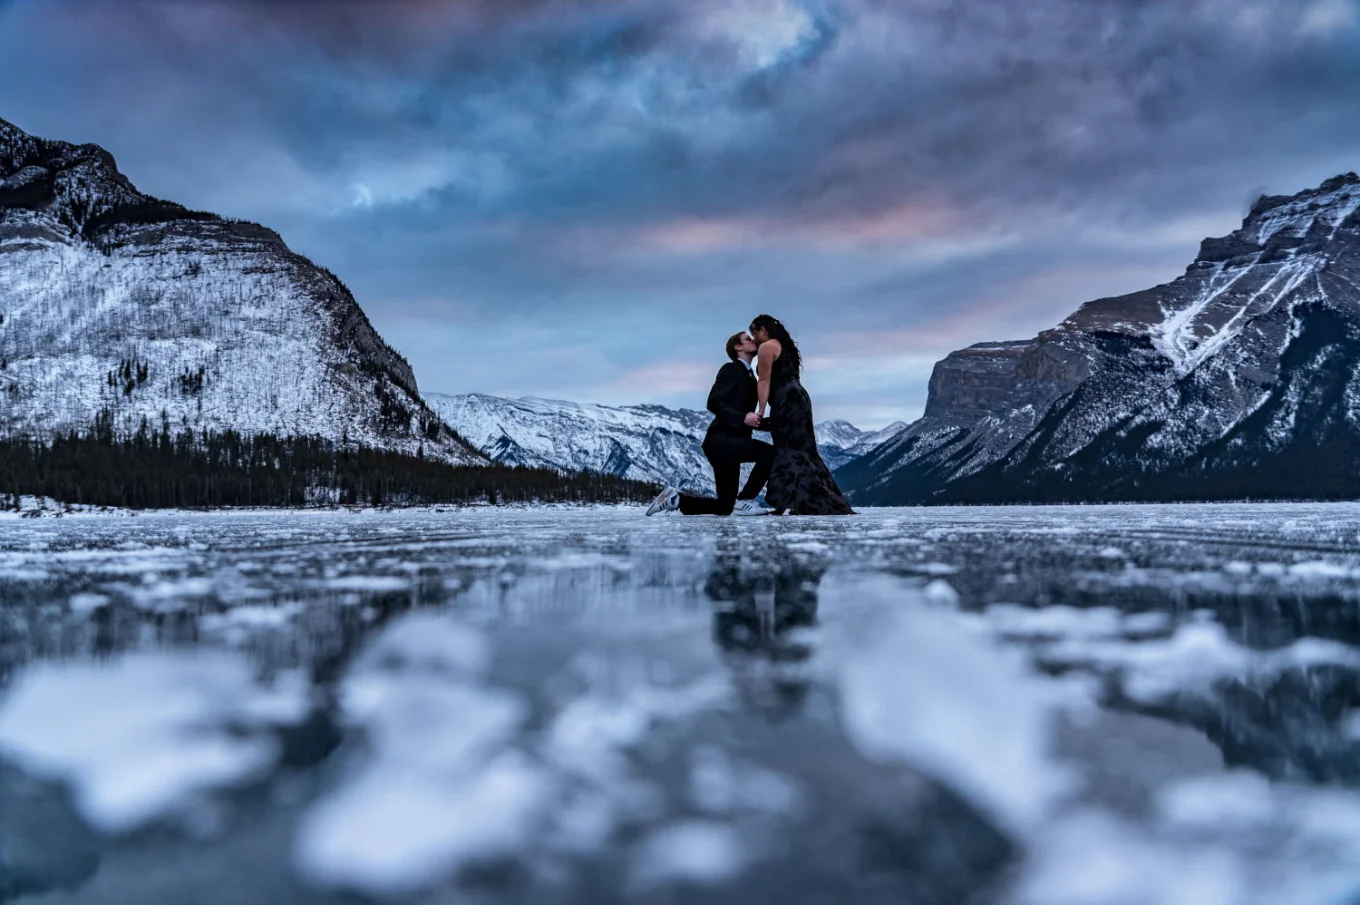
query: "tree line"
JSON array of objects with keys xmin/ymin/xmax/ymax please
[{"xmin": 0, "ymin": 415, "xmax": 658, "ymax": 509}]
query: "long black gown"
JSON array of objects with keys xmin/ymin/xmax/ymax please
[{"xmin": 763, "ymin": 352, "xmax": 855, "ymax": 516}]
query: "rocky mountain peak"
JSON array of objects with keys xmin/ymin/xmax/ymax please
[
  {"xmin": 1195, "ymin": 171, "xmax": 1360, "ymax": 269},
  {"xmin": 1250, "ymin": 171, "xmax": 1360, "ymax": 217},
  {"xmin": 0, "ymin": 117, "xmax": 482, "ymax": 464},
  {"xmin": 0, "ymin": 117, "xmax": 40, "ymax": 173},
  {"xmin": 837, "ymin": 169, "xmax": 1360, "ymax": 505},
  {"xmin": 1045, "ymin": 171, "xmax": 1360, "ymax": 356},
  {"xmin": 0, "ymin": 118, "xmax": 144, "ymax": 236},
  {"xmin": 0, "ymin": 116, "xmax": 26, "ymax": 146},
  {"xmin": 815, "ymin": 420, "xmax": 862, "ymax": 445}
]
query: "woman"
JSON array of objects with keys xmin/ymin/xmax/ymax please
[{"xmin": 750, "ymin": 314, "xmax": 854, "ymax": 515}]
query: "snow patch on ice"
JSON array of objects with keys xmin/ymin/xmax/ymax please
[
  {"xmin": 1001, "ymin": 613, "xmax": 1360, "ymax": 705},
  {"xmin": 631, "ymin": 820, "xmax": 748, "ymax": 888},
  {"xmin": 294, "ymin": 614, "xmax": 545, "ymax": 896},
  {"xmin": 0, "ymin": 652, "xmax": 309, "ymax": 832},
  {"xmin": 834, "ymin": 600, "xmax": 1073, "ymax": 831}
]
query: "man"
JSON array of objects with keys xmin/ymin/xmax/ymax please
[{"xmin": 647, "ymin": 332, "xmax": 773, "ymax": 516}]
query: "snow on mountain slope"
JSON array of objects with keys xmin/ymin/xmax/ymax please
[
  {"xmin": 837, "ymin": 173, "xmax": 1360, "ymax": 505},
  {"xmin": 817, "ymin": 419, "xmax": 909, "ymax": 470},
  {"xmin": 427, "ymin": 392, "xmax": 895, "ymax": 493},
  {"xmin": 0, "ymin": 117, "xmax": 484, "ymax": 464}
]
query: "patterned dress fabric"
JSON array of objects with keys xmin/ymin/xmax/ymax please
[{"xmin": 764, "ymin": 353, "xmax": 855, "ymax": 515}]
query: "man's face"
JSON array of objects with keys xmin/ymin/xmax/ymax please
[{"xmin": 738, "ymin": 334, "xmax": 758, "ymax": 356}]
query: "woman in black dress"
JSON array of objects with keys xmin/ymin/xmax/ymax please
[{"xmin": 750, "ymin": 314, "xmax": 854, "ymax": 516}]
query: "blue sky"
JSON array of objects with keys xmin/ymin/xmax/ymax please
[{"xmin": 2, "ymin": 0, "xmax": 1359, "ymax": 427}]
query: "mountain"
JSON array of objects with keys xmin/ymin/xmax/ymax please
[
  {"xmin": 837, "ymin": 173, "xmax": 1360, "ymax": 505},
  {"xmin": 0, "ymin": 117, "xmax": 484, "ymax": 464},
  {"xmin": 816, "ymin": 419, "xmax": 909, "ymax": 470},
  {"xmin": 426, "ymin": 392, "xmax": 901, "ymax": 493}
]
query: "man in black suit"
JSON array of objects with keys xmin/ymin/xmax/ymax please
[{"xmin": 647, "ymin": 332, "xmax": 774, "ymax": 516}]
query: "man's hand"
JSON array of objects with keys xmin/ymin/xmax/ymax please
[{"xmin": 743, "ymin": 412, "xmax": 762, "ymax": 428}]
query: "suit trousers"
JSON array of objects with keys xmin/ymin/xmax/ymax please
[{"xmin": 679, "ymin": 437, "xmax": 774, "ymax": 515}]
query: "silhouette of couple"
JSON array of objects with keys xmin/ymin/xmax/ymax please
[{"xmin": 647, "ymin": 314, "xmax": 853, "ymax": 517}]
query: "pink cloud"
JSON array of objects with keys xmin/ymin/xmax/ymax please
[
  {"xmin": 598, "ymin": 360, "xmax": 716, "ymax": 397},
  {"xmin": 638, "ymin": 199, "xmax": 970, "ymax": 254},
  {"xmin": 808, "ymin": 260, "xmax": 1182, "ymax": 368}
]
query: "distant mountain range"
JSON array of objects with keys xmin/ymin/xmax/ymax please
[
  {"xmin": 0, "ymin": 117, "xmax": 484, "ymax": 464},
  {"xmin": 837, "ymin": 172, "xmax": 1360, "ymax": 504},
  {"xmin": 426, "ymin": 392, "xmax": 905, "ymax": 493}
]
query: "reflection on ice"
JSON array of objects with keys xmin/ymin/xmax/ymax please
[{"xmin": 0, "ymin": 503, "xmax": 1359, "ymax": 903}]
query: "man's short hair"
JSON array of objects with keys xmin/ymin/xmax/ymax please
[{"xmin": 725, "ymin": 332, "xmax": 747, "ymax": 362}]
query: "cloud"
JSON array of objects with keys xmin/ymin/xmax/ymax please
[{"xmin": 1, "ymin": 0, "xmax": 1359, "ymax": 426}]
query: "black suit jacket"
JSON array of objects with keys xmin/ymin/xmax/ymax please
[{"xmin": 703, "ymin": 361, "xmax": 758, "ymax": 453}]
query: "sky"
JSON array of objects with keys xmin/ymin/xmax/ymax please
[{"xmin": 1, "ymin": 0, "xmax": 1359, "ymax": 428}]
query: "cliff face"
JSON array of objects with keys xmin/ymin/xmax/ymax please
[
  {"xmin": 838, "ymin": 173, "xmax": 1360, "ymax": 504},
  {"xmin": 0, "ymin": 117, "xmax": 484, "ymax": 463}
]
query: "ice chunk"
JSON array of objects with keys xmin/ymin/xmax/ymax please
[
  {"xmin": 688, "ymin": 746, "xmax": 801, "ymax": 816},
  {"xmin": 631, "ymin": 820, "xmax": 747, "ymax": 887},
  {"xmin": 67, "ymin": 593, "xmax": 110, "ymax": 613},
  {"xmin": 1156, "ymin": 772, "xmax": 1278, "ymax": 831},
  {"xmin": 295, "ymin": 752, "xmax": 548, "ymax": 896},
  {"xmin": 1017, "ymin": 811, "xmax": 1246, "ymax": 905},
  {"xmin": 835, "ymin": 603, "xmax": 1071, "ymax": 831},
  {"xmin": 786, "ymin": 541, "xmax": 830, "ymax": 554},
  {"xmin": 321, "ymin": 576, "xmax": 411, "ymax": 592},
  {"xmin": 0, "ymin": 652, "xmax": 307, "ymax": 832},
  {"xmin": 1043, "ymin": 620, "xmax": 1360, "ymax": 704},
  {"xmin": 984, "ymin": 604, "xmax": 1123, "ymax": 640},
  {"xmin": 923, "ymin": 578, "xmax": 960, "ymax": 606},
  {"xmin": 1286, "ymin": 561, "xmax": 1354, "ymax": 579},
  {"xmin": 294, "ymin": 613, "xmax": 548, "ymax": 896},
  {"xmin": 351, "ymin": 610, "xmax": 491, "ymax": 677}
]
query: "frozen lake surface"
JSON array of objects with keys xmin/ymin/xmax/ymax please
[{"xmin": 1, "ymin": 503, "xmax": 1359, "ymax": 904}]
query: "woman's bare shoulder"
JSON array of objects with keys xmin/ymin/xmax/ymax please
[{"xmin": 758, "ymin": 339, "xmax": 782, "ymax": 360}]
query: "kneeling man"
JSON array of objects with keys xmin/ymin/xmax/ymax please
[{"xmin": 647, "ymin": 332, "xmax": 773, "ymax": 516}]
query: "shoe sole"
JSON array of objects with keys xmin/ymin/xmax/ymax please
[{"xmin": 646, "ymin": 490, "xmax": 678, "ymax": 516}]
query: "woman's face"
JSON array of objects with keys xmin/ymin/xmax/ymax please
[{"xmin": 750, "ymin": 326, "xmax": 770, "ymax": 344}]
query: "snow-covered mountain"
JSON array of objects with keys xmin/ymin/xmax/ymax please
[
  {"xmin": 815, "ymin": 419, "xmax": 909, "ymax": 470},
  {"xmin": 0, "ymin": 117, "xmax": 484, "ymax": 464},
  {"xmin": 837, "ymin": 173, "xmax": 1360, "ymax": 505},
  {"xmin": 427, "ymin": 392, "xmax": 900, "ymax": 493}
]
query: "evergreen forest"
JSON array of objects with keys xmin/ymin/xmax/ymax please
[{"xmin": 0, "ymin": 413, "xmax": 658, "ymax": 509}]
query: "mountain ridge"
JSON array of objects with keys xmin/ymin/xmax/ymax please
[
  {"xmin": 0, "ymin": 116, "xmax": 484, "ymax": 464},
  {"xmin": 427, "ymin": 391, "xmax": 902, "ymax": 493},
  {"xmin": 837, "ymin": 171, "xmax": 1360, "ymax": 504}
]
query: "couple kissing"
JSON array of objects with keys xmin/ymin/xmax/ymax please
[{"xmin": 647, "ymin": 314, "xmax": 854, "ymax": 517}]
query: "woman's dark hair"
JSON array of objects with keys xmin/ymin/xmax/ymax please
[{"xmin": 749, "ymin": 314, "xmax": 802, "ymax": 377}]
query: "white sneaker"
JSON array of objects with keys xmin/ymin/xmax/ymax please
[
  {"xmin": 731, "ymin": 499, "xmax": 772, "ymax": 516},
  {"xmin": 646, "ymin": 486, "xmax": 681, "ymax": 516}
]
